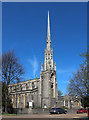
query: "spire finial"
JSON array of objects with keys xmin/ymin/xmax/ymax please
[
  {"xmin": 41, "ymin": 61, "xmax": 43, "ymax": 71},
  {"xmin": 55, "ymin": 62, "xmax": 56, "ymax": 71},
  {"xmin": 36, "ymin": 75, "xmax": 37, "ymax": 79}
]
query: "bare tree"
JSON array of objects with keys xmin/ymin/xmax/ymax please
[
  {"xmin": 67, "ymin": 52, "xmax": 89, "ymax": 107},
  {"xmin": 2, "ymin": 50, "xmax": 24, "ymax": 84},
  {"xmin": 2, "ymin": 50, "xmax": 24, "ymax": 112}
]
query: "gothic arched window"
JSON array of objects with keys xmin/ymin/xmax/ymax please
[
  {"xmin": 32, "ymin": 82, "xmax": 35, "ymax": 89},
  {"xmin": 51, "ymin": 83, "xmax": 53, "ymax": 88}
]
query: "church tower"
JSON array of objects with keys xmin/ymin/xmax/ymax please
[
  {"xmin": 44, "ymin": 11, "xmax": 53, "ymax": 70},
  {"xmin": 40, "ymin": 11, "xmax": 57, "ymax": 108}
]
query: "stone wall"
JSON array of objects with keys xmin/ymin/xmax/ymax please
[
  {"xmin": 41, "ymin": 71, "xmax": 51, "ymax": 108},
  {"xmin": 13, "ymin": 108, "xmax": 49, "ymax": 114},
  {"xmin": 51, "ymin": 98, "xmax": 56, "ymax": 107}
]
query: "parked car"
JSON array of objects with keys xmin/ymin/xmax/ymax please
[
  {"xmin": 49, "ymin": 107, "xmax": 67, "ymax": 114},
  {"xmin": 77, "ymin": 108, "xmax": 88, "ymax": 114}
]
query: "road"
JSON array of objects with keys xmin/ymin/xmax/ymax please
[{"xmin": 1, "ymin": 113, "xmax": 88, "ymax": 120}]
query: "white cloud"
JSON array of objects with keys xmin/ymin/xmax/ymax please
[
  {"xmin": 58, "ymin": 79, "xmax": 70, "ymax": 84},
  {"xmin": 28, "ymin": 56, "xmax": 38, "ymax": 78},
  {"xmin": 57, "ymin": 67, "xmax": 76, "ymax": 74}
]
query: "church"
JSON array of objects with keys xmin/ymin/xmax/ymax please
[
  {"xmin": 8, "ymin": 11, "xmax": 58, "ymax": 110},
  {"xmin": 8, "ymin": 11, "xmax": 82, "ymax": 113}
]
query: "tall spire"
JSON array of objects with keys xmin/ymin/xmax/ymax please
[
  {"xmin": 47, "ymin": 11, "xmax": 51, "ymax": 50},
  {"xmin": 47, "ymin": 11, "xmax": 50, "ymax": 38},
  {"xmin": 44, "ymin": 11, "xmax": 53, "ymax": 70}
]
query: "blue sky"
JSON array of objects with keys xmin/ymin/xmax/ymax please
[{"xmin": 2, "ymin": 2, "xmax": 87, "ymax": 95}]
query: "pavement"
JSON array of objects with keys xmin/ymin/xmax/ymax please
[{"xmin": 1, "ymin": 113, "xmax": 89, "ymax": 120}]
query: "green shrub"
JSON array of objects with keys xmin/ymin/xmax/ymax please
[
  {"xmin": 61, "ymin": 106, "xmax": 68, "ymax": 110},
  {"xmin": 35, "ymin": 106, "xmax": 41, "ymax": 109}
]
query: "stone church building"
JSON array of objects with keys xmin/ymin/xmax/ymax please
[
  {"xmin": 8, "ymin": 11, "xmax": 58, "ymax": 109},
  {"xmin": 8, "ymin": 12, "xmax": 82, "ymax": 111}
]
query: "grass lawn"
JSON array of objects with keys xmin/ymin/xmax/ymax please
[{"xmin": 2, "ymin": 113, "xmax": 21, "ymax": 116}]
